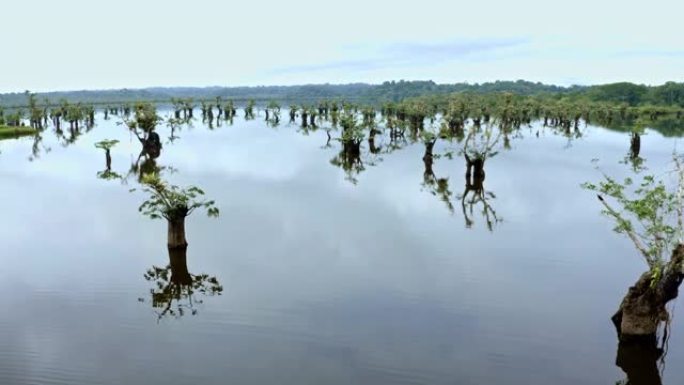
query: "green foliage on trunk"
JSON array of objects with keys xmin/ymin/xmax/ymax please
[{"xmin": 136, "ymin": 173, "xmax": 219, "ymax": 220}]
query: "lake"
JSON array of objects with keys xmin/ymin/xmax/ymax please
[{"xmin": 0, "ymin": 110, "xmax": 681, "ymax": 384}]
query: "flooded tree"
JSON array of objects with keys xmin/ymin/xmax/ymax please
[
  {"xmin": 623, "ymin": 129, "xmax": 646, "ymax": 173},
  {"xmin": 460, "ymin": 159, "xmax": 500, "ymax": 230},
  {"xmin": 200, "ymin": 100, "xmax": 210, "ymax": 121},
  {"xmin": 266, "ymin": 100, "xmax": 281, "ymax": 126},
  {"xmin": 215, "ymin": 96, "xmax": 223, "ymax": 119},
  {"xmin": 630, "ymin": 132, "xmax": 641, "ymax": 159},
  {"xmin": 455, "ymin": 124, "xmax": 502, "ymax": 229},
  {"xmin": 330, "ymin": 112, "xmax": 365, "ymax": 184},
  {"xmin": 300, "ymin": 106, "xmax": 308, "ymax": 128},
  {"xmin": 224, "ymin": 100, "xmax": 236, "ymax": 120},
  {"xmin": 463, "ymin": 124, "xmax": 500, "ymax": 190},
  {"xmin": 289, "ymin": 105, "xmax": 297, "ymax": 123},
  {"xmin": 584, "ymin": 156, "xmax": 684, "ymax": 383},
  {"xmin": 166, "ymin": 117, "xmax": 184, "ymax": 144},
  {"xmin": 123, "ymin": 102, "xmax": 163, "ymax": 159},
  {"xmin": 368, "ymin": 126, "xmax": 382, "ymax": 154},
  {"xmin": 308, "ymin": 108, "xmax": 317, "ymax": 127},
  {"xmin": 94, "ymin": 139, "xmax": 121, "ymax": 180},
  {"xmin": 183, "ymin": 99, "xmax": 195, "ymax": 119},
  {"xmin": 420, "ymin": 131, "xmax": 454, "ymax": 213},
  {"xmin": 25, "ymin": 91, "xmax": 44, "ymax": 129},
  {"xmin": 137, "ymin": 173, "xmax": 219, "ymax": 250},
  {"xmin": 136, "ymin": 174, "xmax": 221, "ymax": 321},
  {"xmin": 244, "ymin": 99, "xmax": 255, "ymax": 120}
]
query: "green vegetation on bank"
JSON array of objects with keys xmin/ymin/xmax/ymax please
[{"xmin": 0, "ymin": 125, "xmax": 36, "ymax": 139}]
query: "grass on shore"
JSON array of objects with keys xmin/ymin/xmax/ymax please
[{"xmin": 0, "ymin": 125, "xmax": 36, "ymax": 140}]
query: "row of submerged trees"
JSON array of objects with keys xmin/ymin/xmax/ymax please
[
  {"xmin": 9, "ymin": 91, "xmax": 662, "ymax": 231},
  {"xmin": 6, "ymin": 90, "xmax": 683, "ymax": 135},
  {"xmin": 83, "ymin": 97, "xmax": 684, "ymax": 382},
  {"xmin": 6, "ymin": 93, "xmax": 674, "ymax": 228},
  {"xmin": 286, "ymin": 96, "xmax": 684, "ymax": 384},
  {"xmin": 8, "ymin": 92, "xmax": 684, "ymax": 381}
]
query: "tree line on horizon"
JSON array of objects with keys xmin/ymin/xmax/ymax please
[{"xmin": 2, "ymin": 80, "xmax": 684, "ymax": 108}]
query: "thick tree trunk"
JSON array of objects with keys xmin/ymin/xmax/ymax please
[
  {"xmin": 343, "ymin": 141, "xmax": 361, "ymax": 158},
  {"xmin": 613, "ymin": 245, "xmax": 684, "ymax": 338},
  {"xmin": 167, "ymin": 217, "xmax": 188, "ymax": 250},
  {"xmin": 143, "ymin": 132, "xmax": 162, "ymax": 159},
  {"xmin": 630, "ymin": 133, "xmax": 641, "ymax": 159}
]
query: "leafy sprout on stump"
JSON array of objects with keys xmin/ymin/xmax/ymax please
[
  {"xmin": 137, "ymin": 173, "xmax": 219, "ymax": 221},
  {"xmin": 94, "ymin": 139, "xmax": 119, "ymax": 151},
  {"xmin": 582, "ymin": 154, "xmax": 684, "ymax": 341},
  {"xmin": 582, "ymin": 163, "xmax": 682, "ymax": 272}
]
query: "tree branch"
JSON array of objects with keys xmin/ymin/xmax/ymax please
[
  {"xmin": 675, "ymin": 155, "xmax": 684, "ymax": 243},
  {"xmin": 597, "ymin": 194, "xmax": 653, "ymax": 266}
]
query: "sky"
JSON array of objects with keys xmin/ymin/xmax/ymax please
[{"xmin": 1, "ymin": 0, "xmax": 682, "ymax": 92}]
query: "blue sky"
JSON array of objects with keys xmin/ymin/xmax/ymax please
[{"xmin": 1, "ymin": 0, "xmax": 682, "ymax": 92}]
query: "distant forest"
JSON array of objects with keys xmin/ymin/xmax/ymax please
[{"xmin": 2, "ymin": 80, "xmax": 684, "ymax": 107}]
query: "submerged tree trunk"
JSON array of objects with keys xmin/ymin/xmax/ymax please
[
  {"xmin": 615, "ymin": 334, "xmax": 663, "ymax": 385},
  {"xmin": 168, "ymin": 245, "xmax": 192, "ymax": 286},
  {"xmin": 630, "ymin": 133, "xmax": 641, "ymax": 159},
  {"xmin": 143, "ymin": 132, "xmax": 162, "ymax": 158},
  {"xmin": 105, "ymin": 149, "xmax": 111, "ymax": 170},
  {"xmin": 612, "ymin": 245, "xmax": 684, "ymax": 337},
  {"xmin": 465, "ymin": 154, "xmax": 485, "ymax": 184},
  {"xmin": 301, "ymin": 112, "xmax": 308, "ymax": 127},
  {"xmin": 423, "ymin": 142, "xmax": 435, "ymax": 183}
]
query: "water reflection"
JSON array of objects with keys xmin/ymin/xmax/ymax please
[
  {"xmin": 5, "ymin": 101, "xmax": 684, "ymax": 383},
  {"xmin": 460, "ymin": 159, "xmax": 500, "ymax": 231},
  {"xmin": 330, "ymin": 139, "xmax": 365, "ymax": 184},
  {"xmin": 142, "ymin": 247, "xmax": 223, "ymax": 321},
  {"xmin": 615, "ymin": 335, "xmax": 665, "ymax": 385},
  {"xmin": 128, "ymin": 139, "xmax": 163, "ymax": 183},
  {"xmin": 28, "ymin": 131, "xmax": 51, "ymax": 161},
  {"xmin": 622, "ymin": 132, "xmax": 646, "ymax": 172},
  {"xmin": 421, "ymin": 134, "xmax": 454, "ymax": 213},
  {"xmin": 457, "ymin": 125, "xmax": 500, "ymax": 229},
  {"xmin": 418, "ymin": 124, "xmax": 504, "ymax": 230}
]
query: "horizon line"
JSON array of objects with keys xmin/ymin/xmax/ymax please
[{"xmin": 1, "ymin": 79, "xmax": 680, "ymax": 96}]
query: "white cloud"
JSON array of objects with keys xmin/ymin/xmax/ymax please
[{"xmin": 0, "ymin": 0, "xmax": 682, "ymax": 91}]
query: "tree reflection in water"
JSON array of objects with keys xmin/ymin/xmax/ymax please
[{"xmin": 142, "ymin": 247, "xmax": 223, "ymax": 321}]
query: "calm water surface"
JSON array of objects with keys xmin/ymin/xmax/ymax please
[{"xmin": 1, "ymin": 111, "xmax": 682, "ymax": 384}]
